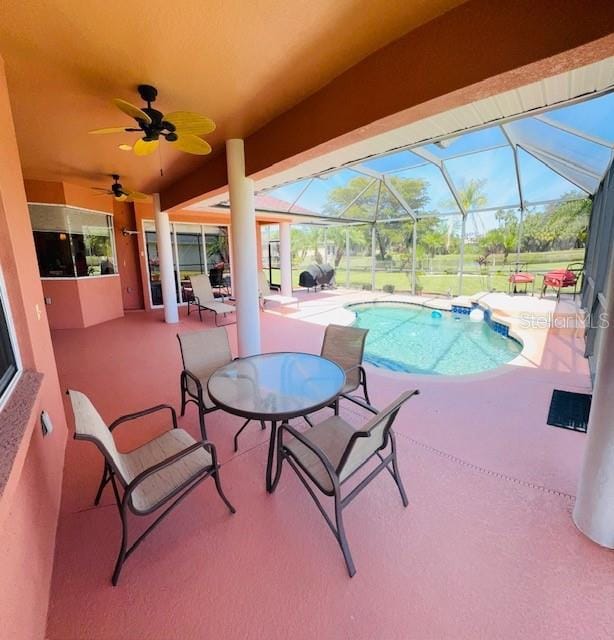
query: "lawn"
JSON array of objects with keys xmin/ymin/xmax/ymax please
[{"xmin": 267, "ymin": 247, "xmax": 584, "ymax": 296}]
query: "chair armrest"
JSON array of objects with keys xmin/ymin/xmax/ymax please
[
  {"xmin": 109, "ymin": 404, "xmax": 178, "ymax": 432},
  {"xmin": 279, "ymin": 423, "xmax": 339, "ymax": 480},
  {"xmin": 339, "ymin": 393, "xmax": 379, "ymax": 415},
  {"xmin": 181, "ymin": 369, "xmax": 204, "ymax": 399},
  {"xmin": 124, "ymin": 440, "xmax": 216, "ymax": 507}
]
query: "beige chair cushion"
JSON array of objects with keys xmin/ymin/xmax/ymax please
[
  {"xmin": 321, "ymin": 325, "xmax": 368, "ymax": 391},
  {"xmin": 284, "ymin": 416, "xmax": 355, "ymax": 492},
  {"xmin": 123, "ymin": 428, "xmax": 212, "ymax": 513},
  {"xmin": 190, "ymin": 274, "xmax": 235, "ymax": 315},
  {"xmin": 259, "ymin": 271, "xmax": 298, "ymax": 306},
  {"xmin": 178, "ymin": 327, "xmax": 232, "ymax": 405}
]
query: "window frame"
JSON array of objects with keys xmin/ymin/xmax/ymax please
[
  {"xmin": 0, "ymin": 267, "xmax": 22, "ymax": 410},
  {"xmin": 28, "ymin": 202, "xmax": 118, "ymax": 279}
]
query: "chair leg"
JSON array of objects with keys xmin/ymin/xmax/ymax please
[
  {"xmin": 198, "ymin": 407, "xmax": 207, "ymax": 441},
  {"xmin": 269, "ymin": 424, "xmax": 286, "ymax": 493},
  {"xmin": 334, "ymin": 398, "xmax": 340, "ymax": 416},
  {"xmin": 111, "ymin": 480, "xmax": 128, "ymax": 586},
  {"xmin": 260, "ymin": 420, "xmax": 266, "ymax": 430},
  {"xmin": 334, "ymin": 493, "xmax": 356, "ymax": 577},
  {"xmin": 180, "ymin": 384, "xmax": 187, "ymax": 417},
  {"xmin": 94, "ymin": 462, "xmax": 110, "ymax": 506},
  {"xmin": 362, "ymin": 377, "xmax": 370, "ymax": 406},
  {"xmin": 233, "ymin": 418, "xmax": 254, "ymax": 452},
  {"xmin": 303, "ymin": 414, "xmax": 314, "ymax": 428},
  {"xmin": 389, "ymin": 433, "xmax": 409, "ymax": 507},
  {"xmin": 212, "ymin": 468, "xmax": 236, "ymax": 514}
]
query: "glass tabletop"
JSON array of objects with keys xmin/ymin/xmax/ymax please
[{"xmin": 207, "ymin": 352, "xmax": 346, "ymax": 420}]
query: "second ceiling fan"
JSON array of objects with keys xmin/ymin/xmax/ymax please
[{"xmin": 89, "ymin": 84, "xmax": 215, "ymax": 156}]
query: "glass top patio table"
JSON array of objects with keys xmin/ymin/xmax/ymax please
[
  {"xmin": 208, "ymin": 352, "xmax": 345, "ymax": 491},
  {"xmin": 207, "ymin": 352, "xmax": 345, "ymax": 421}
]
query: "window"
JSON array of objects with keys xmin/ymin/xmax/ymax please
[
  {"xmin": 0, "ymin": 274, "xmax": 19, "ymax": 403},
  {"xmin": 29, "ymin": 204, "xmax": 116, "ymax": 278}
]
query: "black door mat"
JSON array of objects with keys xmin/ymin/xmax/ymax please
[{"xmin": 547, "ymin": 390, "xmax": 592, "ymax": 433}]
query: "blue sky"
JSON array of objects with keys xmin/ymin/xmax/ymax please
[{"xmin": 261, "ymin": 91, "xmax": 613, "ymax": 221}]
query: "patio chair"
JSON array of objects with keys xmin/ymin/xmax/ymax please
[
  {"xmin": 319, "ymin": 324, "xmax": 370, "ymax": 416},
  {"xmin": 187, "ymin": 274, "xmax": 235, "ymax": 325},
  {"xmin": 508, "ymin": 262, "xmax": 535, "ymax": 295},
  {"xmin": 270, "ymin": 389, "xmax": 419, "ymax": 576},
  {"xmin": 541, "ymin": 262, "xmax": 584, "ymax": 300},
  {"xmin": 67, "ymin": 389, "xmax": 235, "ymax": 586},
  {"xmin": 258, "ymin": 271, "xmax": 299, "ymax": 310},
  {"xmin": 177, "ymin": 327, "xmax": 264, "ymax": 446}
]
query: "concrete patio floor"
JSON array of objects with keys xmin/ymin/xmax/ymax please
[{"xmin": 46, "ymin": 292, "xmax": 613, "ymax": 639}]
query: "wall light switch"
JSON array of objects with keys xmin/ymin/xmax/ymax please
[
  {"xmin": 45, "ymin": 297, "xmax": 52, "ymax": 305},
  {"xmin": 35, "ymin": 303, "xmax": 42, "ymax": 320},
  {"xmin": 41, "ymin": 410, "xmax": 53, "ymax": 437}
]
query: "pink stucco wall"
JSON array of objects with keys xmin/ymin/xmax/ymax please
[
  {"xmin": 0, "ymin": 55, "xmax": 68, "ymax": 639},
  {"xmin": 42, "ymin": 276, "xmax": 123, "ymax": 330}
]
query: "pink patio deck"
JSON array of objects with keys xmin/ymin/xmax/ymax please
[{"xmin": 46, "ymin": 297, "xmax": 613, "ymax": 639}]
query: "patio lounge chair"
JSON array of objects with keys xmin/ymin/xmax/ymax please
[
  {"xmin": 270, "ymin": 389, "xmax": 419, "ymax": 576},
  {"xmin": 177, "ymin": 327, "xmax": 264, "ymax": 445},
  {"xmin": 508, "ymin": 262, "xmax": 535, "ymax": 295},
  {"xmin": 541, "ymin": 262, "xmax": 583, "ymax": 300},
  {"xmin": 320, "ymin": 324, "xmax": 370, "ymax": 416},
  {"xmin": 258, "ymin": 271, "xmax": 299, "ymax": 309},
  {"xmin": 187, "ymin": 273, "xmax": 235, "ymax": 325},
  {"xmin": 68, "ymin": 389, "xmax": 235, "ymax": 586}
]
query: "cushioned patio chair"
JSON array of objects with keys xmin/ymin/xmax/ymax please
[
  {"xmin": 541, "ymin": 262, "xmax": 584, "ymax": 300},
  {"xmin": 508, "ymin": 262, "xmax": 535, "ymax": 295},
  {"xmin": 187, "ymin": 273, "xmax": 235, "ymax": 325},
  {"xmin": 258, "ymin": 271, "xmax": 299, "ymax": 310},
  {"xmin": 177, "ymin": 327, "xmax": 263, "ymax": 446},
  {"xmin": 270, "ymin": 389, "xmax": 419, "ymax": 576},
  {"xmin": 68, "ymin": 389, "xmax": 235, "ymax": 586},
  {"xmin": 319, "ymin": 324, "xmax": 370, "ymax": 416}
]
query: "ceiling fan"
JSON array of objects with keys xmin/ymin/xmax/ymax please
[
  {"xmin": 89, "ymin": 84, "xmax": 215, "ymax": 156},
  {"xmin": 92, "ymin": 174, "xmax": 149, "ymax": 202}
]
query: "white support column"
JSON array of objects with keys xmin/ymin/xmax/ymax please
[
  {"xmin": 226, "ymin": 139, "xmax": 261, "ymax": 357},
  {"xmin": 153, "ymin": 193, "xmax": 178, "ymax": 323},
  {"xmin": 573, "ymin": 247, "xmax": 614, "ymax": 547},
  {"xmin": 279, "ymin": 221, "xmax": 293, "ymax": 297}
]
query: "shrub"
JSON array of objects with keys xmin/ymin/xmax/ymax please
[{"xmin": 383, "ymin": 284, "xmax": 395, "ymax": 293}]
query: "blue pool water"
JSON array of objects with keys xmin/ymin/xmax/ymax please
[{"xmin": 350, "ymin": 303, "xmax": 522, "ymax": 376}]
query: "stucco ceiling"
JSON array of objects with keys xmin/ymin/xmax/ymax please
[{"xmin": 0, "ymin": 0, "xmax": 467, "ymax": 195}]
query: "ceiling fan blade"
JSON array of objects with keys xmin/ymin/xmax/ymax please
[
  {"xmin": 91, "ymin": 186, "xmax": 112, "ymax": 191},
  {"xmin": 89, "ymin": 126, "xmax": 130, "ymax": 135},
  {"xmin": 113, "ymin": 98, "xmax": 152, "ymax": 124},
  {"xmin": 133, "ymin": 138, "xmax": 159, "ymax": 156},
  {"xmin": 171, "ymin": 133, "xmax": 212, "ymax": 155},
  {"xmin": 125, "ymin": 190, "xmax": 149, "ymax": 201},
  {"xmin": 165, "ymin": 111, "xmax": 216, "ymax": 135},
  {"xmin": 93, "ymin": 192, "xmax": 113, "ymax": 197}
]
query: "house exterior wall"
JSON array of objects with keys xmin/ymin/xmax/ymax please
[{"xmin": 0, "ymin": 55, "xmax": 68, "ymax": 640}]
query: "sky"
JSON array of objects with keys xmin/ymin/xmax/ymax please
[{"xmin": 259, "ymin": 91, "xmax": 614, "ymax": 224}]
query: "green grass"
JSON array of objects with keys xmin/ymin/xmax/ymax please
[{"xmin": 268, "ymin": 248, "xmax": 584, "ymax": 296}]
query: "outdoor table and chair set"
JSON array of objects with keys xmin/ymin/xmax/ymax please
[{"xmin": 68, "ymin": 322, "xmax": 419, "ymax": 585}]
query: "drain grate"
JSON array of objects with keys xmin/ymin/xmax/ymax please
[{"xmin": 547, "ymin": 390, "xmax": 592, "ymax": 433}]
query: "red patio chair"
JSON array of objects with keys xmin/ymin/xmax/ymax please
[
  {"xmin": 541, "ymin": 262, "xmax": 583, "ymax": 300},
  {"xmin": 508, "ymin": 262, "xmax": 535, "ymax": 295}
]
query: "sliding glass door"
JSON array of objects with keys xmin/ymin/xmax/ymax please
[{"xmin": 144, "ymin": 221, "xmax": 231, "ymax": 307}]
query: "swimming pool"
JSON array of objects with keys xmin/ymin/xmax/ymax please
[{"xmin": 350, "ymin": 302, "xmax": 522, "ymax": 376}]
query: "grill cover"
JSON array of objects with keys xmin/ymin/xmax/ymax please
[{"xmin": 298, "ymin": 263, "xmax": 335, "ymax": 288}]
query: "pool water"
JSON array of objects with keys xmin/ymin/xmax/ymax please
[{"xmin": 350, "ymin": 303, "xmax": 522, "ymax": 376}]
